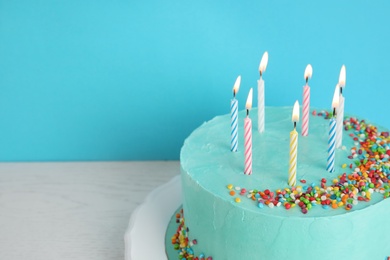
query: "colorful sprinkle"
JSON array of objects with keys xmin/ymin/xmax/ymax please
[
  {"xmin": 171, "ymin": 209, "xmax": 212, "ymax": 259},
  {"xmin": 226, "ymin": 111, "xmax": 390, "ymax": 214}
]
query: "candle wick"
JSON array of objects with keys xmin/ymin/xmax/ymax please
[
  {"xmin": 333, "ymin": 107, "xmax": 337, "ymax": 117},
  {"xmin": 233, "ymin": 89, "xmax": 236, "ymax": 98},
  {"xmin": 294, "ymin": 121, "xmax": 297, "ymax": 129},
  {"xmin": 340, "ymin": 87, "xmax": 343, "ymax": 95},
  {"xmin": 259, "ymin": 71, "xmax": 262, "ymax": 78},
  {"xmin": 306, "ymin": 77, "xmax": 308, "ymax": 84},
  {"xmin": 246, "ymin": 109, "xmax": 249, "ymax": 117}
]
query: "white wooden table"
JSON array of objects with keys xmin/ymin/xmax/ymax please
[{"xmin": 0, "ymin": 161, "xmax": 179, "ymax": 260}]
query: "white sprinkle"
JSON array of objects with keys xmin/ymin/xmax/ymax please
[{"xmin": 235, "ymin": 186, "xmax": 241, "ymax": 191}]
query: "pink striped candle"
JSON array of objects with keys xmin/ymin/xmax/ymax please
[
  {"xmin": 244, "ymin": 88, "xmax": 253, "ymax": 175},
  {"xmin": 302, "ymin": 64, "xmax": 312, "ymax": 136}
]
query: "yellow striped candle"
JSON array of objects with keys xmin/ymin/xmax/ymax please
[{"xmin": 288, "ymin": 101, "xmax": 300, "ymax": 186}]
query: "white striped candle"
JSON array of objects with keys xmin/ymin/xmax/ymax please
[
  {"xmin": 302, "ymin": 64, "xmax": 312, "ymax": 136},
  {"xmin": 288, "ymin": 101, "xmax": 300, "ymax": 186},
  {"xmin": 258, "ymin": 52, "xmax": 268, "ymax": 133},
  {"xmin": 257, "ymin": 77, "xmax": 265, "ymax": 133},
  {"xmin": 336, "ymin": 94, "xmax": 344, "ymax": 148},
  {"xmin": 336, "ymin": 66, "xmax": 346, "ymax": 148},
  {"xmin": 244, "ymin": 88, "xmax": 253, "ymax": 175},
  {"xmin": 230, "ymin": 76, "xmax": 241, "ymax": 152}
]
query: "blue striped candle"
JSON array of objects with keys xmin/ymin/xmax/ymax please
[
  {"xmin": 326, "ymin": 117, "xmax": 336, "ymax": 172},
  {"xmin": 231, "ymin": 98, "xmax": 239, "ymax": 152},
  {"xmin": 230, "ymin": 76, "xmax": 241, "ymax": 152},
  {"xmin": 327, "ymin": 85, "xmax": 340, "ymax": 172}
]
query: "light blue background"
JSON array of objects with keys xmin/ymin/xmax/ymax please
[{"xmin": 0, "ymin": 0, "xmax": 389, "ymax": 161}]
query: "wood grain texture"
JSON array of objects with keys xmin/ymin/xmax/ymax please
[{"xmin": 0, "ymin": 161, "xmax": 179, "ymax": 260}]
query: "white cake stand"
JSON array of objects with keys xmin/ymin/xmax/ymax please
[{"xmin": 124, "ymin": 175, "xmax": 181, "ymax": 260}]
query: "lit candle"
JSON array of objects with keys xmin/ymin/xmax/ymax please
[
  {"xmin": 244, "ymin": 88, "xmax": 253, "ymax": 175},
  {"xmin": 327, "ymin": 85, "xmax": 340, "ymax": 173},
  {"xmin": 288, "ymin": 101, "xmax": 300, "ymax": 186},
  {"xmin": 336, "ymin": 65, "xmax": 346, "ymax": 148},
  {"xmin": 230, "ymin": 75, "xmax": 241, "ymax": 152},
  {"xmin": 301, "ymin": 64, "xmax": 312, "ymax": 136},
  {"xmin": 258, "ymin": 51, "xmax": 268, "ymax": 133}
]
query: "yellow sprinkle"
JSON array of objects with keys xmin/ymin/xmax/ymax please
[
  {"xmin": 337, "ymin": 201, "xmax": 344, "ymax": 207},
  {"xmin": 227, "ymin": 184, "xmax": 233, "ymax": 190},
  {"xmin": 291, "ymin": 203, "xmax": 296, "ymax": 208},
  {"xmin": 342, "ymin": 163, "xmax": 347, "ymax": 168},
  {"xmin": 333, "ymin": 187, "xmax": 339, "ymax": 192},
  {"xmin": 235, "ymin": 197, "xmax": 241, "ymax": 203},
  {"xmin": 284, "ymin": 188, "xmax": 291, "ymax": 192},
  {"xmin": 366, "ymin": 191, "xmax": 371, "ymax": 199},
  {"xmin": 333, "ymin": 179, "xmax": 339, "ymax": 184}
]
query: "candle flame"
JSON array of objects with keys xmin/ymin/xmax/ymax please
[
  {"xmin": 332, "ymin": 84, "xmax": 340, "ymax": 108},
  {"xmin": 232, "ymin": 75, "xmax": 241, "ymax": 95},
  {"xmin": 258, "ymin": 51, "xmax": 269, "ymax": 74},
  {"xmin": 246, "ymin": 88, "xmax": 253, "ymax": 110},
  {"xmin": 339, "ymin": 65, "xmax": 346, "ymax": 88},
  {"xmin": 292, "ymin": 100, "xmax": 300, "ymax": 122},
  {"xmin": 304, "ymin": 64, "xmax": 313, "ymax": 81}
]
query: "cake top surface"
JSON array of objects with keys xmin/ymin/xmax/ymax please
[{"xmin": 180, "ymin": 106, "xmax": 390, "ymax": 218}]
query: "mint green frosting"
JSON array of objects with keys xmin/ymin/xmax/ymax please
[{"xmin": 179, "ymin": 107, "xmax": 390, "ymax": 259}]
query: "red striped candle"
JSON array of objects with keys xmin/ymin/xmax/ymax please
[
  {"xmin": 302, "ymin": 64, "xmax": 312, "ymax": 136},
  {"xmin": 244, "ymin": 88, "xmax": 253, "ymax": 175}
]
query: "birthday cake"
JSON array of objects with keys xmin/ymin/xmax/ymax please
[{"xmin": 166, "ymin": 106, "xmax": 390, "ymax": 259}]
